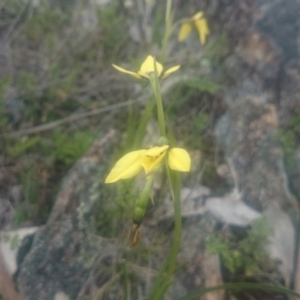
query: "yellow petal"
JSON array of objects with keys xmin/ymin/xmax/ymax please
[
  {"xmin": 105, "ymin": 150, "xmax": 144, "ymax": 183},
  {"xmin": 168, "ymin": 148, "xmax": 191, "ymax": 172},
  {"xmin": 195, "ymin": 18, "xmax": 209, "ymax": 45},
  {"xmin": 162, "ymin": 65, "xmax": 180, "ymax": 79},
  {"xmin": 192, "ymin": 11, "xmax": 204, "ymax": 21},
  {"xmin": 144, "ymin": 145, "xmax": 169, "ymax": 157},
  {"xmin": 140, "ymin": 145, "xmax": 169, "ymax": 174},
  {"xmin": 178, "ymin": 22, "xmax": 193, "ymax": 42},
  {"xmin": 112, "ymin": 64, "xmax": 141, "ymax": 79},
  {"xmin": 139, "ymin": 55, "xmax": 163, "ymax": 77}
]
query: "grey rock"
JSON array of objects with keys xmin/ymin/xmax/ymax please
[
  {"xmin": 257, "ymin": 0, "xmax": 300, "ymax": 60},
  {"xmin": 264, "ymin": 206, "xmax": 295, "ymax": 287},
  {"xmin": 211, "ymin": 0, "xmax": 300, "ymax": 293},
  {"xmin": 0, "ymin": 198, "xmax": 14, "ymax": 231},
  {"xmin": 205, "ymin": 189, "xmax": 261, "ymax": 226},
  {"xmin": 0, "ymin": 227, "xmax": 38, "ymax": 276},
  {"xmin": 215, "ymin": 97, "xmax": 297, "ymax": 211},
  {"xmin": 16, "ymin": 130, "xmax": 117, "ymax": 300}
]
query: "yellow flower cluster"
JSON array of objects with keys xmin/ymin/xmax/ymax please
[
  {"xmin": 112, "ymin": 55, "xmax": 180, "ymax": 80},
  {"xmin": 105, "ymin": 145, "xmax": 191, "ymax": 183},
  {"xmin": 178, "ymin": 11, "xmax": 209, "ymax": 45}
]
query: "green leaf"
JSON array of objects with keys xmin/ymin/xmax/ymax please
[
  {"xmin": 186, "ymin": 77, "xmax": 222, "ymax": 94},
  {"xmin": 176, "ymin": 283, "xmax": 300, "ymax": 300},
  {"xmin": 8, "ymin": 136, "xmax": 41, "ymax": 158}
]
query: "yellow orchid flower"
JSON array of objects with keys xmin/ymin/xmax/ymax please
[
  {"xmin": 178, "ymin": 11, "xmax": 209, "ymax": 45},
  {"xmin": 105, "ymin": 145, "xmax": 191, "ymax": 183},
  {"xmin": 112, "ymin": 55, "xmax": 180, "ymax": 80}
]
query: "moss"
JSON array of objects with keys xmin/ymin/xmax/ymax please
[
  {"xmin": 0, "ymin": 77, "xmax": 11, "ymax": 127},
  {"xmin": 7, "ymin": 136, "xmax": 40, "ymax": 158},
  {"xmin": 97, "ymin": 3, "xmax": 128, "ymax": 62},
  {"xmin": 279, "ymin": 108, "xmax": 300, "ymax": 171},
  {"xmin": 185, "ymin": 77, "xmax": 222, "ymax": 94},
  {"xmin": 40, "ymin": 128, "xmax": 97, "ymax": 165},
  {"xmin": 12, "ymin": 170, "xmax": 41, "ymax": 226},
  {"xmin": 206, "ymin": 218, "xmax": 271, "ymax": 279}
]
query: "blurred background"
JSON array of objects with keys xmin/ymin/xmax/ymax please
[
  {"xmin": 0, "ymin": 0, "xmax": 223, "ymax": 228},
  {"xmin": 0, "ymin": 0, "xmax": 300, "ymax": 299}
]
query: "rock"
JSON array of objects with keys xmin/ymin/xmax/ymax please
[
  {"xmin": 54, "ymin": 291, "xmax": 70, "ymax": 300},
  {"xmin": 205, "ymin": 189, "xmax": 261, "ymax": 227},
  {"xmin": 16, "ymin": 130, "xmax": 118, "ymax": 300},
  {"xmin": 0, "ymin": 251, "xmax": 24, "ymax": 300},
  {"xmin": 0, "ymin": 227, "xmax": 38, "ymax": 276},
  {"xmin": 0, "ymin": 198, "xmax": 14, "ymax": 231},
  {"xmin": 152, "ymin": 186, "xmax": 210, "ymax": 223},
  {"xmin": 8, "ymin": 185, "xmax": 23, "ymax": 207},
  {"xmin": 264, "ymin": 206, "xmax": 295, "ymax": 287},
  {"xmin": 215, "ymin": 97, "xmax": 297, "ymax": 211},
  {"xmin": 210, "ymin": 0, "xmax": 300, "ymax": 294}
]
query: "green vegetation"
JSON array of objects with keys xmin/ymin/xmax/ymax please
[
  {"xmin": 41, "ymin": 129, "xmax": 97, "ymax": 164},
  {"xmin": 279, "ymin": 108, "xmax": 300, "ymax": 170},
  {"xmin": 1, "ymin": 233, "xmax": 20, "ymax": 250},
  {"xmin": 0, "ymin": 0, "xmax": 129, "ymax": 226},
  {"xmin": 206, "ymin": 218, "xmax": 271, "ymax": 278},
  {"xmin": 278, "ymin": 108, "xmax": 300, "ymax": 198},
  {"xmin": 7, "ymin": 136, "xmax": 40, "ymax": 158},
  {"xmin": 0, "ymin": 77, "xmax": 11, "ymax": 127},
  {"xmin": 2, "ymin": 1, "xmax": 290, "ymax": 299},
  {"xmin": 185, "ymin": 77, "xmax": 222, "ymax": 94},
  {"xmin": 9, "ymin": 128, "xmax": 97, "ymax": 226}
]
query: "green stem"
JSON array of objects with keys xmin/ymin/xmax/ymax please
[
  {"xmin": 176, "ymin": 283, "xmax": 300, "ymax": 300},
  {"xmin": 148, "ymin": 169, "xmax": 182, "ymax": 300},
  {"xmin": 149, "ymin": 69, "xmax": 166, "ymax": 137},
  {"xmin": 132, "ymin": 96, "xmax": 156, "ymax": 149},
  {"xmin": 147, "ymin": 5, "xmax": 183, "ymax": 295},
  {"xmin": 122, "ymin": 261, "xmax": 129, "ymax": 300},
  {"xmin": 133, "ymin": 175, "xmax": 154, "ymax": 224},
  {"xmin": 160, "ymin": 0, "xmax": 173, "ymax": 63},
  {"xmin": 166, "ymin": 170, "xmax": 181, "ymax": 276}
]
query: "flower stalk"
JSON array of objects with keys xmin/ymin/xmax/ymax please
[
  {"xmin": 129, "ymin": 175, "xmax": 154, "ymax": 247},
  {"xmin": 148, "ymin": 168, "xmax": 182, "ymax": 300},
  {"xmin": 132, "ymin": 175, "xmax": 154, "ymax": 226},
  {"xmin": 160, "ymin": 0, "xmax": 173, "ymax": 63},
  {"xmin": 149, "ymin": 63, "xmax": 166, "ymax": 137},
  {"xmin": 107, "ymin": 1, "xmax": 209, "ymax": 298}
]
